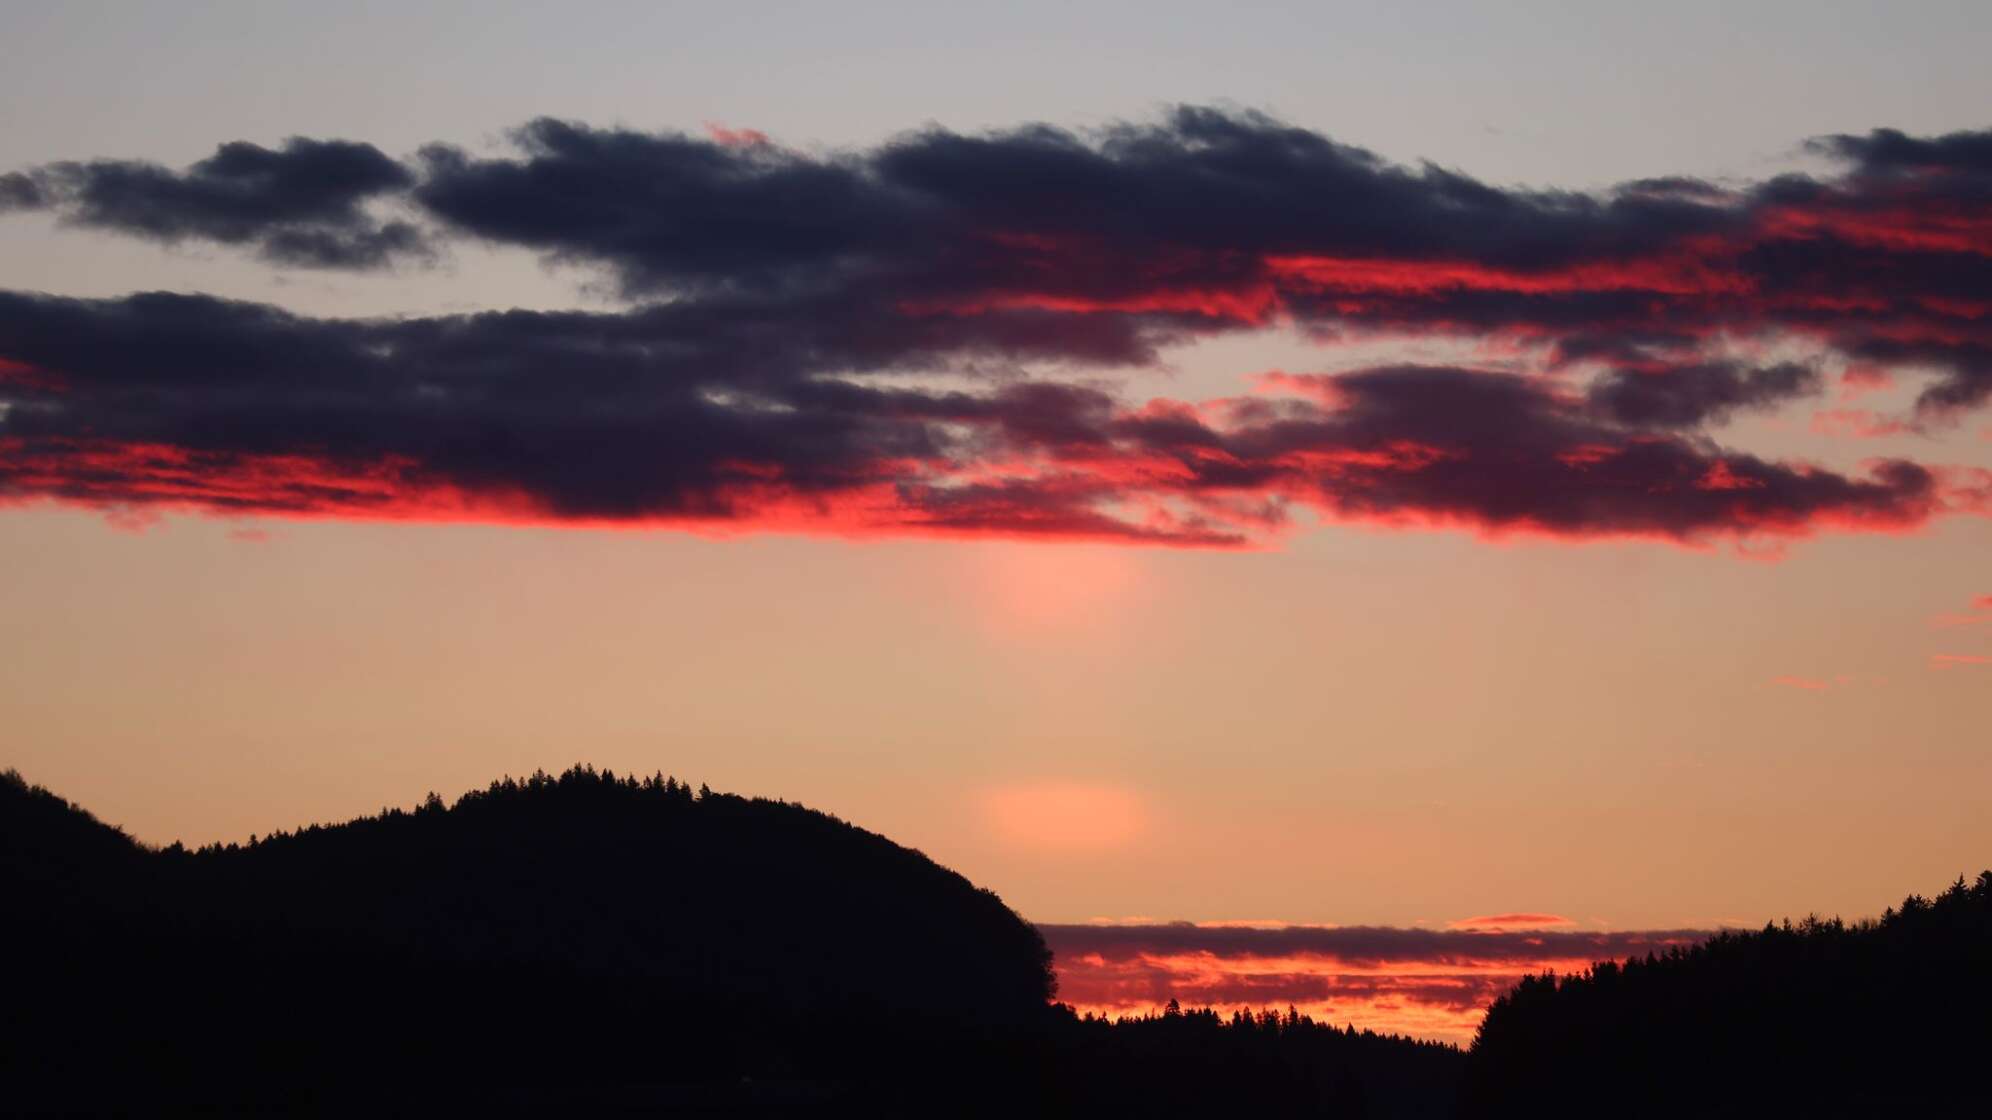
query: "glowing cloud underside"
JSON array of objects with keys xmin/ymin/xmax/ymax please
[
  {"xmin": 3, "ymin": 113, "xmax": 1991, "ymax": 549},
  {"xmin": 1040, "ymin": 922, "xmax": 1717, "ymax": 1044}
]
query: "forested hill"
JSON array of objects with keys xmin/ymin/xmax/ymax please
[
  {"xmin": 9, "ymin": 767, "xmax": 1985, "ymax": 1116},
  {"xmin": 3, "ymin": 766, "xmax": 1463, "ymax": 1116},
  {"xmin": 1, "ymin": 765, "xmax": 150, "ymax": 896},
  {"xmin": 1464, "ymin": 871, "xmax": 1992, "ymax": 1116},
  {"xmin": 4, "ymin": 766, "xmax": 1059, "ymax": 1112}
]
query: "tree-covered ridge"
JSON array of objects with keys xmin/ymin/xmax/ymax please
[
  {"xmin": 1055, "ymin": 1004, "xmax": 1461, "ymax": 1117},
  {"xmin": 160, "ymin": 764, "xmax": 1058, "ymax": 1019},
  {"xmin": 1464, "ymin": 871, "xmax": 1992, "ymax": 1116},
  {"xmin": 1, "ymin": 766, "xmax": 147, "ymax": 897},
  {"xmin": 9, "ymin": 765, "xmax": 1986, "ymax": 1115},
  {"xmin": 4, "ymin": 765, "xmax": 1462, "ymax": 1116}
]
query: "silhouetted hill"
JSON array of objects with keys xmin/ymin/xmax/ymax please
[
  {"xmin": 6, "ymin": 766, "xmax": 1059, "ymax": 1113},
  {"xmin": 1464, "ymin": 871, "xmax": 1992, "ymax": 1117},
  {"xmin": 1053, "ymin": 1005, "xmax": 1461, "ymax": 1117},
  {"xmin": 3, "ymin": 766, "xmax": 1462, "ymax": 1116},
  {"xmin": 2, "ymin": 768, "xmax": 148, "ymax": 900},
  {"xmin": 15, "ymin": 766, "xmax": 1983, "ymax": 1116},
  {"xmin": 177, "ymin": 767, "xmax": 1055, "ymax": 1022}
]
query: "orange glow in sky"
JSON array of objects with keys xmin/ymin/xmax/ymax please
[
  {"xmin": 1044, "ymin": 924, "xmax": 1717, "ymax": 1043},
  {"xmin": 982, "ymin": 783, "xmax": 1150, "ymax": 853},
  {"xmin": 960, "ymin": 543, "xmax": 1149, "ymax": 635}
]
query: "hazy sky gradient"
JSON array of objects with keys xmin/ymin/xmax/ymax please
[{"xmin": 3, "ymin": 0, "xmax": 1987, "ymax": 990}]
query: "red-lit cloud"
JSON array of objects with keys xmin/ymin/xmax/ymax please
[
  {"xmin": 1930, "ymin": 594, "xmax": 1992, "ymax": 628},
  {"xmin": 703, "ymin": 122, "xmax": 770, "ymax": 149},
  {"xmin": 1446, "ymin": 913, "xmax": 1577, "ymax": 931},
  {"xmin": 1041, "ymin": 922, "xmax": 1716, "ymax": 1043},
  {"xmin": 6, "ymin": 111, "xmax": 1992, "ymax": 550},
  {"xmin": 1811, "ymin": 409, "xmax": 1916, "ymax": 439}
]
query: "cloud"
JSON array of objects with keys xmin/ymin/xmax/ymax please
[
  {"xmin": 0, "ymin": 171, "xmax": 45, "ymax": 211},
  {"xmin": 1806, "ymin": 127, "xmax": 1992, "ymax": 176},
  {"xmin": 1811, "ymin": 408, "xmax": 1916, "ymax": 439},
  {"xmin": 1040, "ymin": 921, "xmax": 1716, "ymax": 1042},
  {"xmin": 1770, "ymin": 675, "xmax": 1833, "ymax": 691},
  {"xmin": 1930, "ymin": 594, "xmax": 1992, "ymax": 628},
  {"xmin": 0, "ymin": 290, "xmax": 1968, "ymax": 547},
  {"xmin": 1587, "ymin": 362, "xmax": 1821, "ymax": 428},
  {"xmin": 703, "ymin": 123, "xmax": 771, "ymax": 149},
  {"xmin": 9, "ymin": 138, "xmax": 427, "ymax": 268},
  {"xmin": 1446, "ymin": 913, "xmax": 1576, "ymax": 931},
  {"xmin": 5, "ymin": 109, "xmax": 1992, "ymax": 548},
  {"xmin": 1223, "ymin": 366, "xmax": 1939, "ymax": 542},
  {"xmin": 1838, "ymin": 364, "xmax": 1896, "ymax": 399},
  {"xmin": 1929, "ymin": 653, "xmax": 1992, "ymax": 669},
  {"xmin": 1041, "ymin": 921, "xmax": 1715, "ymax": 965},
  {"xmin": 0, "ymin": 288, "xmax": 1241, "ymax": 544},
  {"xmin": 413, "ymin": 118, "xmax": 913, "ymax": 297}
]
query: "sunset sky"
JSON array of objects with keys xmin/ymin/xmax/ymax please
[{"xmin": 4, "ymin": 1, "xmax": 1988, "ymax": 1042}]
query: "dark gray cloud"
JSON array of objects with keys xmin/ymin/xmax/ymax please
[
  {"xmin": 1040, "ymin": 922, "xmax": 1717, "ymax": 966},
  {"xmin": 415, "ymin": 119, "xmax": 918, "ymax": 296},
  {"xmin": 0, "ymin": 289, "xmax": 1944, "ymax": 544},
  {"xmin": 12, "ymin": 138, "xmax": 427, "ymax": 268},
  {"xmin": 0, "ymin": 171, "xmax": 44, "ymax": 211},
  {"xmin": 1808, "ymin": 127, "xmax": 1992, "ymax": 177},
  {"xmin": 2, "ymin": 110, "xmax": 1990, "ymax": 544},
  {"xmin": 405, "ymin": 107, "xmax": 1742, "ymax": 304},
  {"xmin": 1586, "ymin": 361, "xmax": 1823, "ymax": 428},
  {"xmin": 1841, "ymin": 336, "xmax": 1992, "ymax": 413},
  {"xmin": 1133, "ymin": 366, "xmax": 1935, "ymax": 540},
  {"xmin": 0, "ymin": 288, "xmax": 1240, "ymax": 542}
]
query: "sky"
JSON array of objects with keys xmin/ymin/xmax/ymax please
[{"xmin": 3, "ymin": 1, "xmax": 1989, "ymax": 1041}]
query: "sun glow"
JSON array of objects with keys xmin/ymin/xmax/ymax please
[{"xmin": 981, "ymin": 783, "xmax": 1149, "ymax": 853}]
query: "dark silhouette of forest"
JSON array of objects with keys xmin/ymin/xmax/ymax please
[
  {"xmin": 3, "ymin": 767, "xmax": 1460, "ymax": 1116},
  {"xmin": 1464, "ymin": 870, "xmax": 1992, "ymax": 1117},
  {"xmin": 11, "ymin": 765, "xmax": 1984, "ymax": 1115}
]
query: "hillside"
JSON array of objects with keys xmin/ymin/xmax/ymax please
[
  {"xmin": 1, "ymin": 767, "xmax": 150, "ymax": 897},
  {"xmin": 4, "ymin": 767, "xmax": 1462, "ymax": 1116},
  {"xmin": 13, "ymin": 766, "xmax": 1984, "ymax": 1116},
  {"xmin": 4, "ymin": 766, "xmax": 1058, "ymax": 1113},
  {"xmin": 1464, "ymin": 871, "xmax": 1992, "ymax": 1116}
]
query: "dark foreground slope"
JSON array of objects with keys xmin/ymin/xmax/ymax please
[
  {"xmin": 3, "ymin": 768, "xmax": 1462, "ymax": 1116},
  {"xmin": 1464, "ymin": 872, "xmax": 1992, "ymax": 1117},
  {"xmin": 5, "ymin": 767, "xmax": 1059, "ymax": 1113}
]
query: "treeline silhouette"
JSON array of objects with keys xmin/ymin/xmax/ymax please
[
  {"xmin": 1463, "ymin": 871, "xmax": 1992, "ymax": 1116},
  {"xmin": 23, "ymin": 764, "xmax": 1977, "ymax": 1116},
  {"xmin": 4, "ymin": 767, "xmax": 1460, "ymax": 1116},
  {"xmin": 1055, "ymin": 1005, "xmax": 1460, "ymax": 1117}
]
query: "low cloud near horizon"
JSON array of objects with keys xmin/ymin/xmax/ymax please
[{"xmin": 1040, "ymin": 920, "xmax": 1720, "ymax": 1043}]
